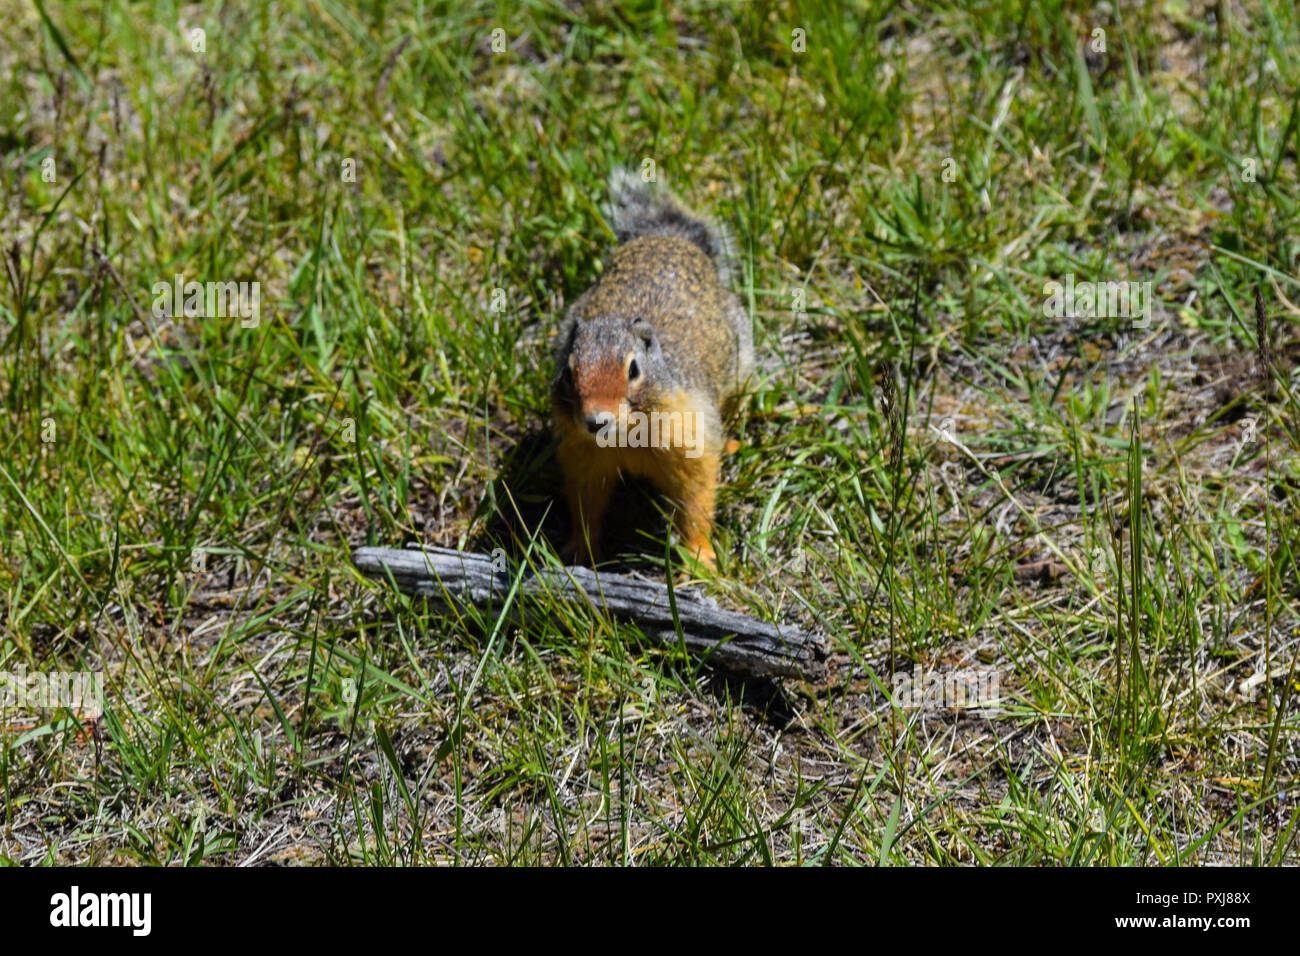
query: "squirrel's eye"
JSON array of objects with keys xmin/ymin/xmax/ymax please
[{"xmin": 628, "ymin": 358, "xmax": 641, "ymax": 381}]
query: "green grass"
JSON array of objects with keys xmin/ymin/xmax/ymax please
[{"xmin": 1, "ymin": 0, "xmax": 1297, "ymax": 865}]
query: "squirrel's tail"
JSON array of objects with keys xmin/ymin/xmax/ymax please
[{"xmin": 605, "ymin": 167, "xmax": 735, "ymax": 285}]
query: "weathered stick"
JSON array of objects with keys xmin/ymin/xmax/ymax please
[{"xmin": 351, "ymin": 546, "xmax": 828, "ymax": 681}]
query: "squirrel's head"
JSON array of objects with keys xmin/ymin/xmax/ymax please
[{"xmin": 553, "ymin": 315, "xmax": 667, "ymax": 438}]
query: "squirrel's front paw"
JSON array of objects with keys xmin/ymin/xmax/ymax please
[
  {"xmin": 678, "ymin": 536, "xmax": 717, "ymax": 572},
  {"xmin": 561, "ymin": 536, "xmax": 602, "ymax": 566}
]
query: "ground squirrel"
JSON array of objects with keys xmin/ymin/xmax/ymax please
[{"xmin": 551, "ymin": 169, "xmax": 754, "ymax": 570}]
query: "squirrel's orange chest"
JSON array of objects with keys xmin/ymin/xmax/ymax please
[
  {"xmin": 611, "ymin": 443, "xmax": 683, "ymax": 484},
  {"xmin": 555, "ymin": 417, "xmax": 684, "ymax": 482}
]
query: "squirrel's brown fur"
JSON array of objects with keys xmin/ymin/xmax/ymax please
[{"xmin": 551, "ymin": 171, "xmax": 753, "ymax": 570}]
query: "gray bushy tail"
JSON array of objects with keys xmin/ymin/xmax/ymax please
[{"xmin": 604, "ymin": 167, "xmax": 735, "ymax": 285}]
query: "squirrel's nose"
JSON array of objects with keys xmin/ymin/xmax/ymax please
[{"xmin": 585, "ymin": 411, "xmax": 614, "ymax": 436}]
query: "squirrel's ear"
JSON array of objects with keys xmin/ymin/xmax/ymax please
[{"xmin": 631, "ymin": 317, "xmax": 655, "ymax": 348}]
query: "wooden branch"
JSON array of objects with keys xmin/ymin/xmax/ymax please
[{"xmin": 351, "ymin": 546, "xmax": 828, "ymax": 681}]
